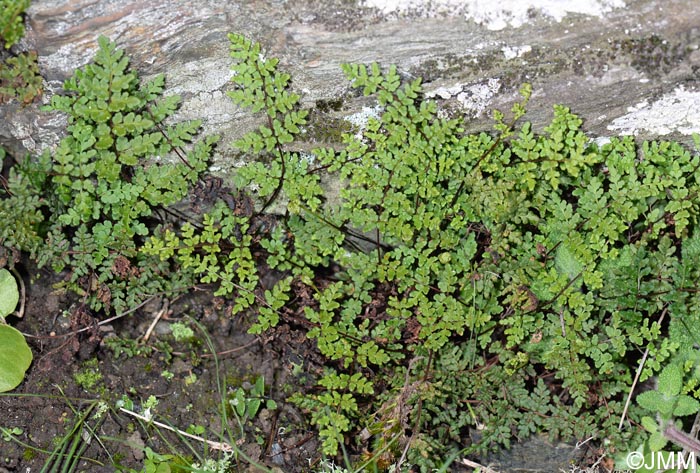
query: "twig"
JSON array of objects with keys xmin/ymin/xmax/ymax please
[
  {"xmin": 675, "ymin": 412, "xmax": 700, "ymax": 473},
  {"xmin": 119, "ymin": 407, "xmax": 233, "ymax": 452},
  {"xmin": 163, "ymin": 340, "xmax": 260, "ymax": 360},
  {"xmin": 691, "ymin": 412, "xmax": 700, "ymax": 438},
  {"xmin": 575, "ymin": 436, "xmax": 594, "ymax": 449},
  {"xmin": 586, "ymin": 454, "xmax": 611, "ymax": 473},
  {"xmin": 461, "ymin": 458, "xmax": 501, "ymax": 472},
  {"xmin": 200, "ymin": 339, "xmax": 259, "ymax": 358},
  {"xmin": 21, "ymin": 295, "xmax": 158, "ymax": 339},
  {"xmin": 142, "ymin": 299, "xmax": 169, "ymax": 343},
  {"xmin": 619, "ymin": 347, "xmax": 650, "ymax": 431}
]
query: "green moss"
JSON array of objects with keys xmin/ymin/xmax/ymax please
[
  {"xmin": 21, "ymin": 448, "xmax": 35, "ymax": 461},
  {"xmin": 614, "ymin": 34, "xmax": 690, "ymax": 77},
  {"xmin": 315, "ymin": 97, "xmax": 345, "ymax": 113},
  {"xmin": 73, "ymin": 359, "xmax": 103, "ymax": 392},
  {"xmin": 303, "ymin": 110, "xmax": 356, "ymax": 145}
]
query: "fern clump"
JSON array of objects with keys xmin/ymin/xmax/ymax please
[
  {"xmin": 142, "ymin": 200, "xmax": 259, "ymax": 314},
  {"xmin": 141, "ymin": 33, "xmax": 313, "ymax": 315},
  {"xmin": 226, "ymin": 33, "xmax": 315, "ymax": 212},
  {"xmin": 0, "ymin": 1, "xmax": 42, "ymax": 106},
  {"xmin": 2, "ymin": 36, "xmax": 217, "ymax": 312},
  {"xmin": 209, "ymin": 35, "xmax": 700, "ymax": 466},
  {"xmin": 0, "ymin": 149, "xmax": 48, "ymax": 263},
  {"xmin": 5, "ymin": 31, "xmax": 700, "ymax": 470},
  {"xmin": 0, "ymin": 51, "xmax": 42, "ymax": 104}
]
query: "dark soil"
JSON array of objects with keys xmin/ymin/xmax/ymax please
[
  {"xmin": 0, "ymin": 263, "xmax": 325, "ymax": 472},
  {"xmin": 0, "ymin": 261, "xmax": 604, "ymax": 473}
]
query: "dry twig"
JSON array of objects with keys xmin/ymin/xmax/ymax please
[
  {"xmin": 119, "ymin": 407, "xmax": 233, "ymax": 452},
  {"xmin": 142, "ymin": 299, "xmax": 169, "ymax": 342}
]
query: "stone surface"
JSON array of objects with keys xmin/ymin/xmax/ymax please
[
  {"xmin": 482, "ymin": 434, "xmax": 586, "ymax": 473},
  {"xmin": 2, "ymin": 0, "xmax": 699, "ymax": 165}
]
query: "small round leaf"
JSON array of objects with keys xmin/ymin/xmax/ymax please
[
  {"xmin": 0, "ymin": 269, "xmax": 19, "ymax": 319},
  {"xmin": 0, "ymin": 324, "xmax": 32, "ymax": 392}
]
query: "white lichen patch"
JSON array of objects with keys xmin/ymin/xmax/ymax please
[
  {"xmin": 166, "ymin": 57, "xmax": 238, "ymax": 126},
  {"xmin": 457, "ymin": 79, "xmax": 501, "ymax": 115},
  {"xmin": 167, "ymin": 57, "xmax": 234, "ymax": 102},
  {"xmin": 502, "ymin": 45, "xmax": 532, "ymax": 60},
  {"xmin": 426, "ymin": 78, "xmax": 501, "ymax": 117},
  {"xmin": 426, "ymin": 84, "xmax": 466, "ymax": 100},
  {"xmin": 607, "ymin": 86, "xmax": 700, "ymax": 136},
  {"xmin": 362, "ymin": 0, "xmax": 625, "ymax": 30},
  {"xmin": 179, "ymin": 89, "xmax": 237, "ymax": 125},
  {"xmin": 41, "ymin": 43, "xmax": 97, "ymax": 76},
  {"xmin": 592, "ymin": 136, "xmax": 612, "ymax": 148},
  {"xmin": 299, "ymin": 152, "xmax": 317, "ymax": 165},
  {"xmin": 345, "ymin": 105, "xmax": 384, "ymax": 138}
]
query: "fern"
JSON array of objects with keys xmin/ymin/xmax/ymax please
[
  {"xmin": 224, "ymin": 40, "xmax": 700, "ymax": 463},
  {"xmin": 3, "ymin": 36, "xmax": 216, "ymax": 312},
  {"xmin": 6, "ymin": 31, "xmax": 700, "ymax": 469}
]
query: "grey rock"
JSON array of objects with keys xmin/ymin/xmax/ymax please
[
  {"xmin": 480, "ymin": 434, "xmax": 586, "ymax": 472},
  {"xmin": 2, "ymin": 0, "xmax": 699, "ymax": 166}
]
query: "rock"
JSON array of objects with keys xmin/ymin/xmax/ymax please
[
  {"xmin": 126, "ymin": 430, "xmax": 146, "ymax": 461},
  {"xmin": 480, "ymin": 434, "xmax": 586, "ymax": 472},
  {"xmin": 2, "ymin": 0, "xmax": 698, "ymax": 166}
]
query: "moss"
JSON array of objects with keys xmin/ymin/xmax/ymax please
[
  {"xmin": 409, "ymin": 32, "xmax": 695, "ymax": 105},
  {"xmin": 73, "ymin": 359, "xmax": 103, "ymax": 392},
  {"xmin": 224, "ymin": 372, "xmax": 255, "ymax": 389},
  {"xmin": 315, "ymin": 97, "xmax": 344, "ymax": 113},
  {"xmin": 613, "ymin": 34, "xmax": 690, "ymax": 77},
  {"xmin": 302, "ymin": 110, "xmax": 356, "ymax": 146},
  {"xmin": 300, "ymin": 95, "xmax": 354, "ymax": 146},
  {"xmin": 21, "ymin": 448, "xmax": 35, "ymax": 461}
]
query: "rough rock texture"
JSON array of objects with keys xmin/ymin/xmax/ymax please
[{"xmin": 2, "ymin": 0, "xmax": 699, "ymax": 167}]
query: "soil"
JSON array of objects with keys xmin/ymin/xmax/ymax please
[
  {"xmin": 0, "ymin": 260, "xmax": 601, "ymax": 473},
  {"xmin": 0, "ymin": 262, "xmax": 327, "ymax": 472}
]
